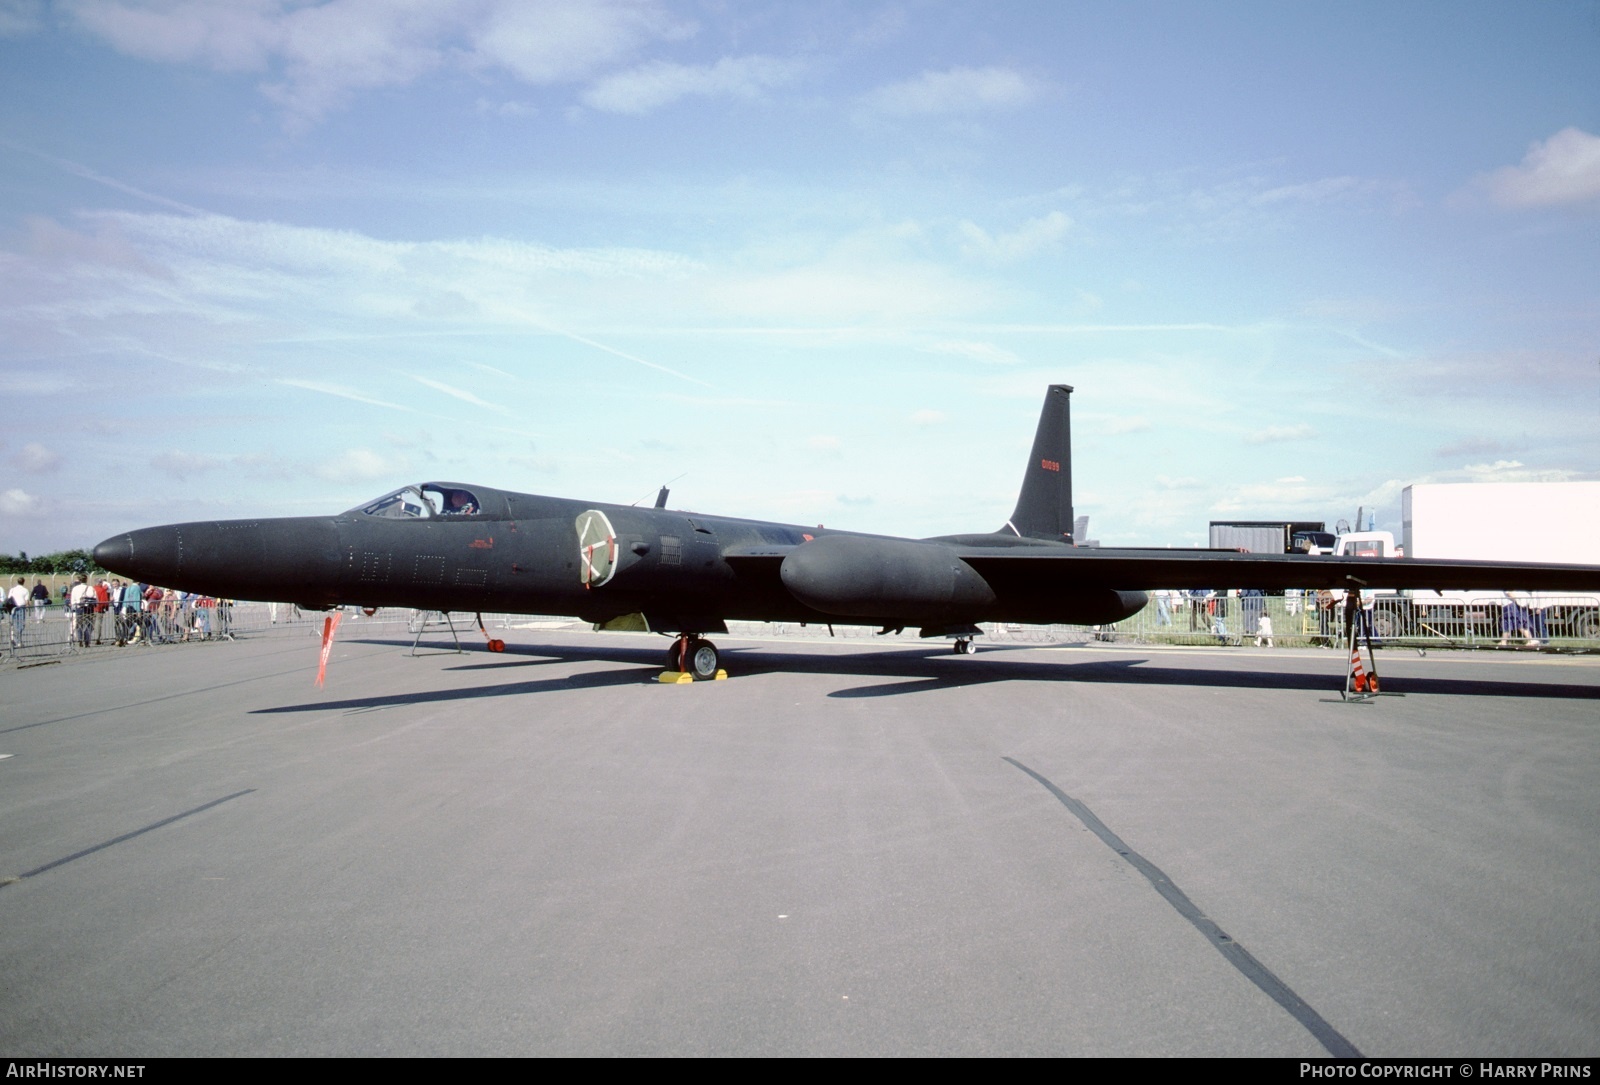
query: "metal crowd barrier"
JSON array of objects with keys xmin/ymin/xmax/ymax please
[
  {"xmin": 0, "ymin": 602, "xmax": 564, "ymax": 666},
  {"xmin": 1092, "ymin": 591, "xmax": 1600, "ymax": 650},
  {"xmin": 2, "ymin": 600, "xmax": 243, "ymax": 664}
]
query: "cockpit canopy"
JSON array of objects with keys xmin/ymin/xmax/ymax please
[{"xmin": 351, "ymin": 484, "xmax": 485, "ymax": 520}]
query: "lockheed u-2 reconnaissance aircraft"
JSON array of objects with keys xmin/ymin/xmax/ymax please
[{"xmin": 95, "ymin": 385, "xmax": 1600, "ymax": 679}]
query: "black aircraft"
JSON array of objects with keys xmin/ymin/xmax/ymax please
[{"xmin": 94, "ymin": 385, "xmax": 1600, "ymax": 678}]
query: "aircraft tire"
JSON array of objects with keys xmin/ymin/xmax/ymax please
[
  {"xmin": 953, "ymin": 638, "xmax": 977, "ymax": 655},
  {"xmin": 689, "ymin": 639, "xmax": 720, "ymax": 679}
]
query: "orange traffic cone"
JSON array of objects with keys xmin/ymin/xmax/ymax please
[{"xmin": 1349, "ymin": 646, "xmax": 1368, "ymax": 693}]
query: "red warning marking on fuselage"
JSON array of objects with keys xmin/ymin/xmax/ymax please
[
  {"xmin": 1040, "ymin": 459, "xmax": 1060, "ymax": 472},
  {"xmin": 469, "ymin": 537, "xmax": 494, "ymax": 549}
]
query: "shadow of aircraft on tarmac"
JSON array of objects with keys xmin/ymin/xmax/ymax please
[{"xmin": 248, "ymin": 634, "xmax": 1600, "ymax": 714}]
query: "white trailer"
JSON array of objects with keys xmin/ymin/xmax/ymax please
[
  {"xmin": 1373, "ymin": 482, "xmax": 1600, "ymax": 640},
  {"xmin": 1403, "ymin": 482, "xmax": 1600, "ymax": 564}
]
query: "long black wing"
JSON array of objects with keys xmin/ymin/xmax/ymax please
[{"xmin": 956, "ymin": 548, "xmax": 1600, "ymax": 593}]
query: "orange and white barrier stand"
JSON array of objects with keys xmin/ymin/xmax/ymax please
[{"xmin": 1348, "ymin": 645, "xmax": 1369, "ymax": 695}]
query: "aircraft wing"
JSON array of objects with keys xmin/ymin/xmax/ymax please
[
  {"xmin": 727, "ymin": 541, "xmax": 1600, "ymax": 593},
  {"xmin": 955, "ymin": 548, "xmax": 1600, "ymax": 593}
]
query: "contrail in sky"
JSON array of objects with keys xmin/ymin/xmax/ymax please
[{"xmin": 1, "ymin": 138, "xmax": 211, "ymax": 216}]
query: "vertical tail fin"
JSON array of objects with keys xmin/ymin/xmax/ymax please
[{"xmin": 1004, "ymin": 384, "xmax": 1074, "ymax": 541}]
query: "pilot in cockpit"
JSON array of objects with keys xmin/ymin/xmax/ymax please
[{"xmin": 442, "ymin": 489, "xmax": 478, "ymax": 516}]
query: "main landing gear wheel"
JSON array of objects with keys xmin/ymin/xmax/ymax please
[
  {"xmin": 953, "ymin": 638, "xmax": 978, "ymax": 655},
  {"xmin": 689, "ymin": 639, "xmax": 720, "ymax": 679},
  {"xmin": 668, "ymin": 634, "xmax": 721, "ymax": 679}
]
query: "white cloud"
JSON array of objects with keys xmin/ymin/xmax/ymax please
[
  {"xmin": 806, "ymin": 435, "xmax": 841, "ymax": 451},
  {"xmin": 63, "ymin": 0, "xmax": 286, "ymax": 70},
  {"xmin": 476, "ymin": 97, "xmax": 538, "ymax": 118},
  {"xmin": 712, "ymin": 260, "xmax": 994, "ymax": 324},
  {"xmin": 919, "ymin": 340, "xmax": 1021, "ymax": 366},
  {"xmin": 63, "ymin": 0, "xmax": 681, "ymax": 125},
  {"xmin": 1245, "ymin": 423, "xmax": 1316, "ymax": 445},
  {"xmin": 0, "ymin": 211, "xmax": 707, "ymax": 392},
  {"xmin": 151, "ymin": 449, "xmax": 225, "ymax": 479},
  {"xmin": 1460, "ymin": 459, "xmax": 1581, "ymax": 483},
  {"xmin": 0, "ymin": 0, "xmax": 42, "ymax": 37},
  {"xmin": 581, "ymin": 54, "xmax": 806, "ymax": 115},
  {"xmin": 1084, "ymin": 168, "xmax": 1411, "ymax": 244},
  {"xmin": 0, "ymin": 372, "xmax": 77, "ymax": 396},
  {"xmin": 911, "ymin": 409, "xmax": 945, "ymax": 426},
  {"xmin": 1072, "ymin": 289, "xmax": 1104, "ymax": 313},
  {"xmin": 20, "ymin": 212, "xmax": 173, "ymax": 275},
  {"xmin": 1478, "ymin": 128, "xmax": 1600, "ymax": 209},
  {"xmin": 957, "ymin": 210, "xmax": 1071, "ymax": 263},
  {"xmin": 256, "ymin": 7, "xmax": 461, "ymax": 121},
  {"xmin": 315, "ymin": 447, "xmax": 400, "ymax": 482},
  {"xmin": 858, "ymin": 66, "xmax": 1037, "ymax": 118},
  {"xmin": 1434, "ymin": 437, "xmax": 1514, "ymax": 459},
  {"xmin": 762, "ymin": 488, "xmax": 835, "ymax": 516},
  {"xmin": 3, "ymin": 209, "xmax": 1005, "ymax": 403},
  {"xmin": 40, "ymin": 205, "xmax": 687, "ymax": 305},
  {"xmin": 1103, "ymin": 416, "xmax": 1150, "ymax": 436},
  {"xmin": 432, "ymin": 233, "xmax": 698, "ymax": 277},
  {"xmin": 0, "ymin": 488, "xmax": 40, "ymax": 516},
  {"xmin": 470, "ymin": 0, "xmax": 679, "ymax": 83},
  {"xmin": 1252, "ymin": 176, "xmax": 1375, "ymax": 205},
  {"xmin": 1209, "ymin": 476, "xmax": 1331, "ymax": 515},
  {"xmin": 13, "ymin": 442, "xmax": 62, "ymax": 472}
]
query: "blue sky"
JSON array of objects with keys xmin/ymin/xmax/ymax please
[{"xmin": 3, "ymin": 0, "xmax": 1597, "ymax": 553}]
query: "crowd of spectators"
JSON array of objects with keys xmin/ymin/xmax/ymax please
[{"xmin": 3, "ymin": 573, "xmax": 232, "ymax": 656}]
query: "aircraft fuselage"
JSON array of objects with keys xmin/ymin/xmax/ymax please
[{"xmin": 92, "ymin": 488, "xmax": 1124, "ymax": 635}]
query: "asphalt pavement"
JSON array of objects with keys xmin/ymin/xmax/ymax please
[{"xmin": 1, "ymin": 626, "xmax": 1596, "ymax": 1056}]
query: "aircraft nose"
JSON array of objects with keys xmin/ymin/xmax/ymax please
[
  {"xmin": 93, "ymin": 525, "xmax": 182, "ymax": 584},
  {"xmin": 92, "ymin": 517, "xmax": 342, "ymax": 601},
  {"xmin": 93, "ymin": 533, "xmax": 133, "ymax": 573}
]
